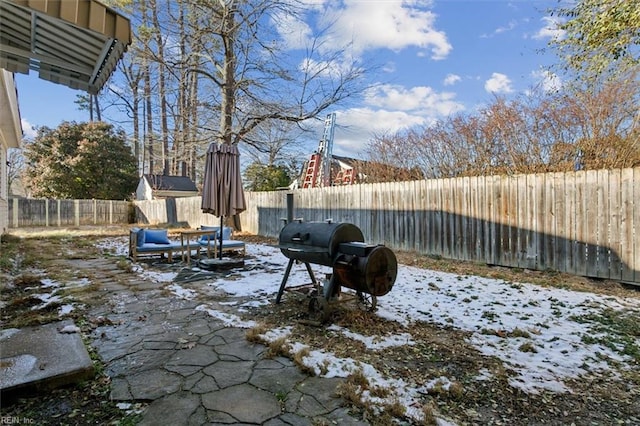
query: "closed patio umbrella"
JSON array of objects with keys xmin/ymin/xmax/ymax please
[{"xmin": 201, "ymin": 143, "xmax": 246, "ymax": 259}]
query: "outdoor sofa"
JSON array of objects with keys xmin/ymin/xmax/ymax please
[
  {"xmin": 128, "ymin": 228, "xmax": 198, "ymax": 262},
  {"xmin": 128, "ymin": 226, "xmax": 245, "ymax": 262}
]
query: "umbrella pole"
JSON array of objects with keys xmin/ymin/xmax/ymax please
[{"xmin": 219, "ymin": 215, "xmax": 224, "ymax": 259}]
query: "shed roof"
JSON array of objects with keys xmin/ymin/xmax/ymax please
[{"xmin": 144, "ymin": 174, "xmax": 198, "ymax": 192}]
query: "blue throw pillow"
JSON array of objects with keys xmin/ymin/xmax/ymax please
[
  {"xmin": 222, "ymin": 227, "xmax": 232, "ymax": 240},
  {"xmin": 199, "ymin": 225, "xmax": 219, "ymax": 242},
  {"xmin": 145, "ymin": 229, "xmax": 170, "ymax": 244},
  {"xmin": 136, "ymin": 228, "xmax": 145, "ymax": 247}
]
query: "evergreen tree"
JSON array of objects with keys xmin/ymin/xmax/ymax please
[
  {"xmin": 23, "ymin": 122, "xmax": 139, "ymax": 199},
  {"xmin": 243, "ymin": 163, "xmax": 290, "ymax": 191}
]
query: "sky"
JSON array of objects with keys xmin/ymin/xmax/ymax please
[
  {"xmin": 16, "ymin": 0, "xmax": 563, "ymax": 159},
  {"xmin": 84, "ymin": 237, "xmax": 640, "ymax": 425}
]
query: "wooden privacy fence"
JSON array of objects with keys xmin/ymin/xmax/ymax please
[
  {"xmin": 5, "ymin": 168, "xmax": 637, "ymax": 284},
  {"xmin": 241, "ymin": 168, "xmax": 639, "ymax": 285},
  {"xmin": 9, "ymin": 198, "xmax": 130, "ymax": 227},
  {"xmin": 134, "ymin": 167, "xmax": 639, "ymax": 284}
]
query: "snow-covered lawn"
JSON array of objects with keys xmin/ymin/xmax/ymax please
[{"xmin": 97, "ymin": 237, "xmax": 640, "ymax": 423}]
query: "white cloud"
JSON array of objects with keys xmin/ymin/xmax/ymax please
[
  {"xmin": 382, "ymin": 61, "xmax": 397, "ymax": 74},
  {"xmin": 21, "ymin": 118, "xmax": 38, "ymax": 140},
  {"xmin": 495, "ymin": 20, "xmax": 517, "ymax": 35},
  {"xmin": 325, "ymin": 83, "xmax": 465, "ymax": 157},
  {"xmin": 443, "ymin": 73, "xmax": 461, "ymax": 86},
  {"xmin": 299, "ymin": 57, "xmax": 350, "ymax": 79},
  {"xmin": 533, "ymin": 16, "xmax": 564, "ymax": 41},
  {"xmin": 364, "ymin": 84, "xmax": 463, "ymax": 116},
  {"xmin": 299, "ymin": 1, "xmax": 451, "ymax": 60},
  {"xmin": 272, "ymin": 9, "xmax": 313, "ymax": 50},
  {"xmin": 532, "ymin": 69, "xmax": 562, "ymax": 93},
  {"xmin": 484, "ymin": 73, "xmax": 513, "ymax": 94},
  {"xmin": 330, "ymin": 107, "xmax": 428, "ymax": 156},
  {"xmin": 481, "ymin": 20, "xmax": 518, "ymax": 38}
]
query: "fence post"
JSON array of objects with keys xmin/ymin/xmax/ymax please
[
  {"xmin": 12, "ymin": 198, "xmax": 18, "ymax": 227},
  {"xmin": 45, "ymin": 199, "xmax": 49, "ymax": 227},
  {"xmin": 93, "ymin": 199, "xmax": 97, "ymax": 224},
  {"xmin": 109, "ymin": 201, "xmax": 113, "ymax": 224},
  {"xmin": 75, "ymin": 199, "xmax": 80, "ymax": 226},
  {"xmin": 57, "ymin": 199, "xmax": 61, "ymax": 226}
]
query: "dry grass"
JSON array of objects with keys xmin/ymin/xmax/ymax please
[
  {"xmin": 292, "ymin": 347, "xmax": 316, "ymax": 376},
  {"xmin": 265, "ymin": 336, "xmax": 290, "ymax": 358},
  {"xmin": 346, "ymin": 369, "xmax": 370, "ymax": 390},
  {"xmin": 2, "ymin": 229, "xmax": 639, "ymax": 426},
  {"xmin": 421, "ymin": 402, "xmax": 437, "ymax": 426},
  {"xmin": 383, "ymin": 399, "xmax": 406, "ymax": 417},
  {"xmin": 245, "ymin": 324, "xmax": 269, "ymax": 343},
  {"xmin": 336, "ymin": 381, "xmax": 364, "ymax": 407}
]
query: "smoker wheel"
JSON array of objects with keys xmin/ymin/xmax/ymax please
[{"xmin": 356, "ymin": 291, "xmax": 377, "ymax": 312}]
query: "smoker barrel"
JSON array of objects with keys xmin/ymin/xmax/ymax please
[{"xmin": 279, "ymin": 221, "xmax": 364, "ymax": 267}]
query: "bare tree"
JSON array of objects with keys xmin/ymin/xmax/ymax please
[
  {"xmin": 364, "ymin": 73, "xmax": 640, "ymax": 180},
  {"xmin": 187, "ymin": 0, "xmax": 366, "ymax": 149},
  {"xmin": 101, "ymin": 0, "xmax": 368, "ymax": 183},
  {"xmin": 7, "ymin": 148, "xmax": 24, "ymax": 196}
]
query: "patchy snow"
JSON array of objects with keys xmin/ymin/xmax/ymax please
[
  {"xmin": 58, "ymin": 304, "xmax": 75, "ymax": 316},
  {"xmin": 167, "ymin": 283, "xmax": 197, "ymax": 300},
  {"xmin": 96, "ymin": 237, "xmax": 640, "ymax": 423},
  {"xmin": 194, "ymin": 304, "xmax": 257, "ymax": 328},
  {"xmin": 40, "ymin": 278, "xmax": 60, "ymax": 289},
  {"xmin": 65, "ymin": 278, "xmax": 92, "ymax": 288},
  {"xmin": 134, "ymin": 266, "xmax": 177, "ymax": 284},
  {"xmin": 31, "ymin": 293, "xmax": 62, "ymax": 310},
  {"xmin": 96, "ymin": 237, "xmax": 129, "ymax": 256}
]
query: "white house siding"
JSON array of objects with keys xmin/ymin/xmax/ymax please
[
  {"xmin": 0, "ymin": 70, "xmax": 22, "ymax": 234},
  {"xmin": 0, "ymin": 148, "xmax": 6, "ymax": 233}
]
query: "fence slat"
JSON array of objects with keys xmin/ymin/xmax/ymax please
[
  {"xmin": 608, "ymin": 170, "xmax": 622, "ymax": 280},
  {"xmin": 620, "ymin": 168, "xmax": 635, "ymax": 282},
  {"xmin": 553, "ymin": 172, "xmax": 566, "ymax": 273}
]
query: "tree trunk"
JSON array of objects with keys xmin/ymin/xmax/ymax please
[
  {"xmin": 220, "ymin": 3, "xmax": 237, "ymax": 146},
  {"xmin": 151, "ymin": 0, "xmax": 170, "ymax": 175}
]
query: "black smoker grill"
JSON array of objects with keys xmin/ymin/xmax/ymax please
[{"xmin": 275, "ymin": 220, "xmax": 398, "ymax": 320}]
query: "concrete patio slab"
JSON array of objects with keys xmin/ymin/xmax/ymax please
[{"xmin": 0, "ymin": 320, "xmax": 94, "ymax": 396}]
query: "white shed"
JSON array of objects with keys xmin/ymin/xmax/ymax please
[{"xmin": 136, "ymin": 174, "xmax": 199, "ymax": 200}]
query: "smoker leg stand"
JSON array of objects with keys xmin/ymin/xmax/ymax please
[
  {"xmin": 275, "ymin": 259, "xmax": 295, "ymax": 304},
  {"xmin": 303, "ymin": 262, "xmax": 318, "ymax": 286},
  {"xmin": 276, "ymin": 260, "xmax": 318, "ymax": 304}
]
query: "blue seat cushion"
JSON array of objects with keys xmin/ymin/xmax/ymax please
[
  {"xmin": 199, "ymin": 239, "xmax": 244, "ymax": 249},
  {"xmin": 221, "ymin": 240, "xmax": 244, "ymax": 249},
  {"xmin": 199, "ymin": 225, "xmax": 220, "ymax": 242},
  {"xmin": 136, "ymin": 228, "xmax": 146, "ymax": 247},
  {"xmin": 136, "ymin": 241, "xmax": 182, "ymax": 251},
  {"xmin": 144, "ymin": 229, "xmax": 171, "ymax": 244},
  {"xmin": 222, "ymin": 226, "xmax": 232, "ymax": 240}
]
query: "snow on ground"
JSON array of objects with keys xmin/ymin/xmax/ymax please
[{"xmin": 96, "ymin": 238, "xmax": 640, "ymax": 422}]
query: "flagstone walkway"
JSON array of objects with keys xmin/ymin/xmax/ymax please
[{"xmin": 75, "ymin": 257, "xmax": 366, "ymax": 425}]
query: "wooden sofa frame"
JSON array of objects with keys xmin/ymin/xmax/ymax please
[{"xmin": 128, "ymin": 228, "xmax": 186, "ymax": 262}]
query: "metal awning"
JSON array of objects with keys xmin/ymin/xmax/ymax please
[{"xmin": 0, "ymin": 0, "xmax": 131, "ymax": 95}]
